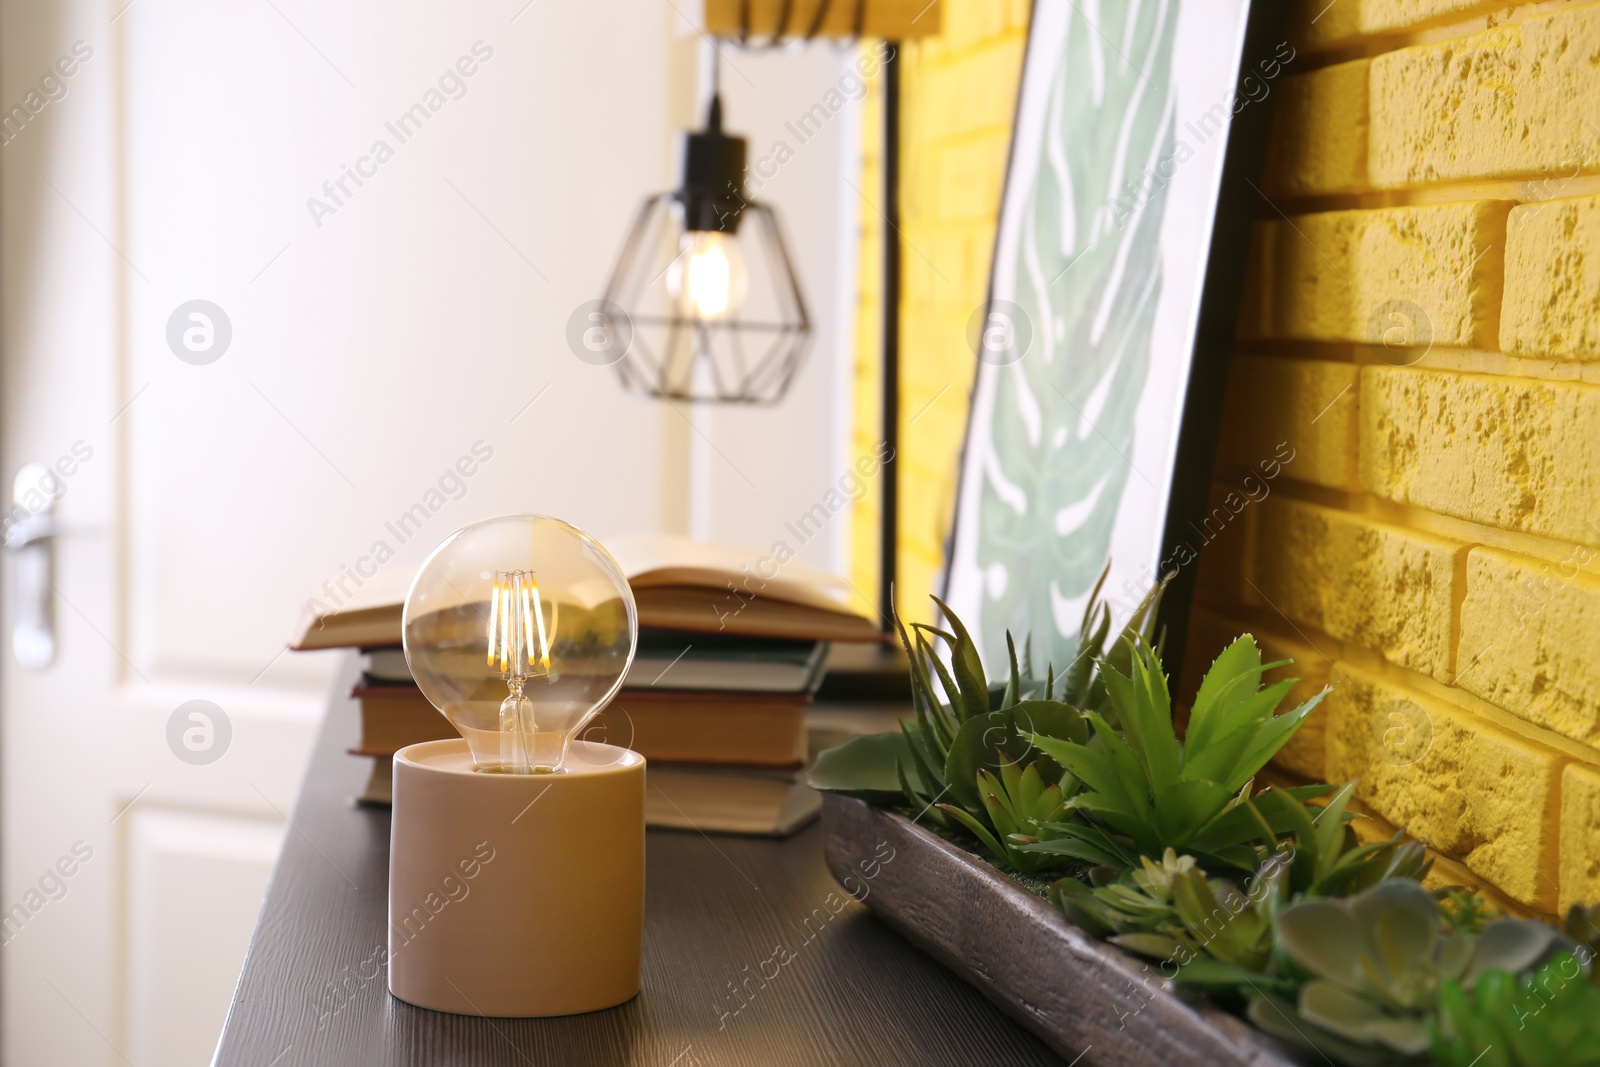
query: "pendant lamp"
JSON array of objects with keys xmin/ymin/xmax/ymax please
[{"xmin": 599, "ymin": 82, "xmax": 810, "ymax": 404}]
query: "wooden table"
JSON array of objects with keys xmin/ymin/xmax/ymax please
[{"xmin": 214, "ymin": 688, "xmax": 1065, "ymax": 1066}]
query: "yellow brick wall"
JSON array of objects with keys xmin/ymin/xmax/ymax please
[
  {"xmin": 1200, "ymin": 0, "xmax": 1600, "ymax": 916},
  {"xmin": 854, "ymin": 0, "xmax": 1600, "ymax": 914}
]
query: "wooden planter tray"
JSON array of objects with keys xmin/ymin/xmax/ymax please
[{"xmin": 822, "ymin": 794, "xmax": 1300, "ymax": 1067}]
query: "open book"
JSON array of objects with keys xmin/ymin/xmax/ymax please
[{"xmin": 290, "ymin": 532, "xmax": 882, "ymax": 650}]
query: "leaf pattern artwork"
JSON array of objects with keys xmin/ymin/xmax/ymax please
[{"xmin": 974, "ymin": 0, "xmax": 1178, "ymax": 670}]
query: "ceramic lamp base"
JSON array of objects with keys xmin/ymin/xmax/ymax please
[{"xmin": 387, "ymin": 738, "xmax": 645, "ymax": 1017}]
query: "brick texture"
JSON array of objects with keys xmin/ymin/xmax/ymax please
[
  {"xmin": 1250, "ymin": 498, "xmax": 1464, "ymax": 681},
  {"xmin": 1294, "ymin": 0, "xmax": 1520, "ymax": 51},
  {"xmin": 1191, "ymin": 481, "xmax": 1256, "ymax": 602},
  {"xmin": 914, "ymin": 39, "xmax": 1025, "ymax": 141},
  {"xmin": 1502, "ymin": 194, "xmax": 1600, "ymax": 362},
  {"xmin": 1241, "ymin": 199, "xmax": 1504, "ymax": 347},
  {"xmin": 1369, "ymin": 6, "xmax": 1600, "ymax": 187},
  {"xmin": 1460, "ymin": 548, "xmax": 1600, "ymax": 746},
  {"xmin": 1562, "ymin": 763, "xmax": 1600, "ymax": 914},
  {"xmin": 1325, "ymin": 666, "xmax": 1562, "ymax": 910},
  {"xmin": 1360, "ymin": 367, "xmax": 1600, "ymax": 546},
  {"xmin": 1242, "ymin": 202, "xmax": 1508, "ymax": 348}
]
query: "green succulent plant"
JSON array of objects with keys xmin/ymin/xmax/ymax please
[
  {"xmin": 808, "ymin": 583, "xmax": 1600, "ymax": 1066},
  {"xmin": 1050, "ymin": 849, "xmax": 1278, "ymax": 973},
  {"xmin": 811, "ymin": 570, "xmax": 1160, "ymax": 850},
  {"xmin": 1050, "ymin": 787, "xmax": 1433, "ymax": 998},
  {"xmin": 1019, "ymin": 633, "xmax": 1330, "ymax": 869},
  {"xmin": 809, "ymin": 609, "xmax": 1087, "ymax": 825},
  {"xmin": 892, "ymin": 616, "xmax": 1088, "ymax": 833},
  {"xmin": 1432, "ymin": 952, "xmax": 1600, "ymax": 1067},
  {"xmin": 1045, "ymin": 565, "xmax": 1165, "ymax": 721},
  {"xmin": 1049, "ymin": 790, "xmax": 1440, "ymax": 991},
  {"xmin": 1051, "ymin": 849, "xmax": 1200, "ymax": 940},
  {"xmin": 1258, "ymin": 780, "xmax": 1431, "ymax": 899},
  {"xmin": 808, "ymin": 573, "xmax": 1600, "ymax": 1065},
  {"xmin": 1250, "ymin": 879, "xmax": 1576, "ymax": 1065},
  {"xmin": 937, "ymin": 759, "xmax": 1075, "ymax": 873}
]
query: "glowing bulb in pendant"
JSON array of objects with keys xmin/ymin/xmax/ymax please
[{"xmin": 668, "ymin": 231, "xmax": 747, "ymax": 321}]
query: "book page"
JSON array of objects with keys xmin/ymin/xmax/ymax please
[
  {"xmin": 303, "ymin": 532, "xmax": 864, "ymax": 623},
  {"xmin": 602, "ymin": 532, "xmax": 858, "ymax": 616}
]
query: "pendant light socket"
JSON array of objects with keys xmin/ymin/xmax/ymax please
[{"xmin": 678, "ymin": 97, "xmax": 748, "ymax": 233}]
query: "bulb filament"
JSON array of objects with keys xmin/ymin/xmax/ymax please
[
  {"xmin": 685, "ymin": 238, "xmax": 732, "ymax": 318},
  {"xmin": 487, "ymin": 570, "xmax": 554, "ymax": 773}
]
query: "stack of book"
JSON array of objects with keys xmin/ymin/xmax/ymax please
[{"xmin": 291, "ymin": 534, "xmax": 887, "ymax": 835}]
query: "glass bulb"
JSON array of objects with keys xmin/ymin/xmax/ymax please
[
  {"xmin": 666, "ymin": 230, "xmax": 748, "ymax": 321},
  {"xmin": 402, "ymin": 515, "xmax": 637, "ymax": 774}
]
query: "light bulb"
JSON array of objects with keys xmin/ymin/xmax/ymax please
[
  {"xmin": 402, "ymin": 515, "xmax": 637, "ymax": 774},
  {"xmin": 667, "ymin": 230, "xmax": 748, "ymax": 321}
]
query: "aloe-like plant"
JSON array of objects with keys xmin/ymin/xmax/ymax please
[
  {"xmin": 1046, "ymin": 565, "xmax": 1165, "ymax": 720},
  {"xmin": 1432, "ymin": 952, "xmax": 1600, "ymax": 1066},
  {"xmin": 1250, "ymin": 880, "xmax": 1577, "ymax": 1064},
  {"xmin": 1019, "ymin": 633, "xmax": 1330, "ymax": 869},
  {"xmin": 937, "ymin": 760, "xmax": 1074, "ymax": 874},
  {"xmin": 808, "ymin": 614, "xmax": 1085, "ymax": 826},
  {"xmin": 892, "ymin": 615, "xmax": 1085, "ymax": 833},
  {"xmin": 812, "ymin": 570, "xmax": 1161, "ymax": 850},
  {"xmin": 892, "ymin": 574, "xmax": 1162, "ymax": 818}
]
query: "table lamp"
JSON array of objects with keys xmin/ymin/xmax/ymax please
[{"xmin": 386, "ymin": 514, "xmax": 645, "ymax": 1017}]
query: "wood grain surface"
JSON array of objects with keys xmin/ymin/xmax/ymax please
[
  {"xmin": 822, "ymin": 795, "xmax": 1302, "ymax": 1067},
  {"xmin": 214, "ymin": 686, "xmax": 1066, "ymax": 1066}
]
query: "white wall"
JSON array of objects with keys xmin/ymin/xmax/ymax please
[{"xmin": 0, "ymin": 1, "xmax": 864, "ymax": 1062}]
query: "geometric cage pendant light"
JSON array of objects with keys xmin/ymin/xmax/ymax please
[{"xmin": 599, "ymin": 70, "xmax": 810, "ymax": 404}]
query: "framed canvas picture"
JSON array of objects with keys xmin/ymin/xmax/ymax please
[{"xmin": 942, "ymin": 0, "xmax": 1289, "ymax": 672}]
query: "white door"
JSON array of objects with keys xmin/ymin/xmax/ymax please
[{"xmin": 1, "ymin": 2, "xmax": 861, "ymax": 1064}]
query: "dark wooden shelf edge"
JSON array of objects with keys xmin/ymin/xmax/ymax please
[
  {"xmin": 215, "ymin": 681, "xmax": 1073, "ymax": 1066},
  {"xmin": 821, "ymin": 794, "xmax": 1301, "ymax": 1067}
]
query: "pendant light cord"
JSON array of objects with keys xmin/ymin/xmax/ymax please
[{"xmin": 711, "ymin": 41, "xmax": 723, "ymax": 121}]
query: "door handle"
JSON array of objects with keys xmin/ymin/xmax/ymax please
[{"xmin": 5, "ymin": 463, "xmax": 61, "ymax": 669}]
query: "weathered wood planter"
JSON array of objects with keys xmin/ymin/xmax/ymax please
[{"xmin": 822, "ymin": 794, "xmax": 1300, "ymax": 1067}]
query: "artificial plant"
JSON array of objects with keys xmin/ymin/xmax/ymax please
[
  {"xmin": 807, "ymin": 583, "xmax": 1600, "ymax": 1067},
  {"xmin": 1249, "ymin": 880, "xmax": 1578, "ymax": 1064},
  {"xmin": 1019, "ymin": 633, "xmax": 1330, "ymax": 870},
  {"xmin": 1432, "ymin": 952, "xmax": 1600, "ymax": 1066},
  {"xmin": 1050, "ymin": 848, "xmax": 1279, "ymax": 973},
  {"xmin": 809, "ymin": 567, "xmax": 1160, "ymax": 850}
]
